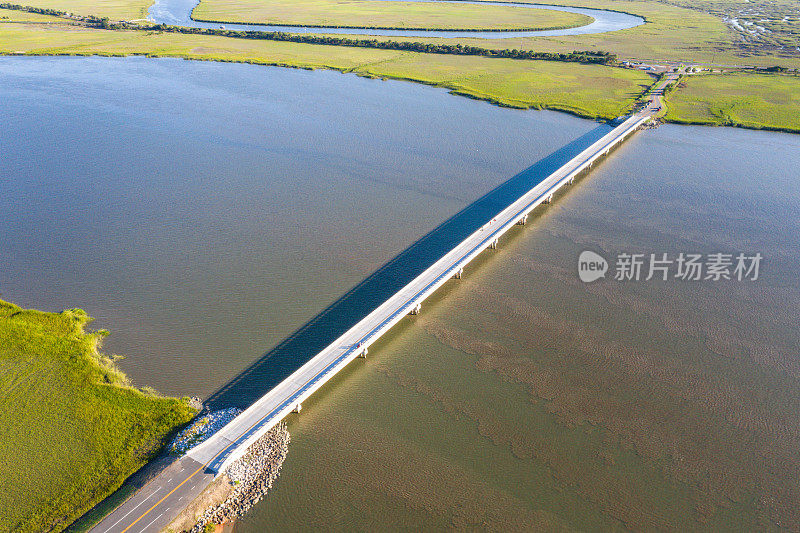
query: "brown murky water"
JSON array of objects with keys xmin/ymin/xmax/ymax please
[
  {"xmin": 0, "ymin": 56, "xmax": 600, "ymax": 400},
  {"xmin": 235, "ymin": 125, "xmax": 800, "ymax": 531},
  {"xmin": 2, "ymin": 56, "xmax": 799, "ymax": 531}
]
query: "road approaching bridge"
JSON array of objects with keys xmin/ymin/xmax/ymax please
[{"xmin": 91, "ymin": 76, "xmax": 673, "ymax": 533}]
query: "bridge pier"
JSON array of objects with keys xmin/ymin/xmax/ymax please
[
  {"xmin": 358, "ymin": 347, "xmax": 368, "ymax": 358},
  {"xmin": 543, "ymin": 193, "xmax": 553, "ymax": 204},
  {"xmin": 454, "ymin": 267, "xmax": 464, "ymax": 279},
  {"xmin": 490, "ymin": 238, "xmax": 499, "ymax": 250},
  {"xmin": 409, "ymin": 303, "xmax": 422, "ymax": 315},
  {"xmin": 292, "ymin": 403, "xmax": 302, "ymax": 413},
  {"xmin": 517, "ymin": 214, "xmax": 528, "ymax": 225}
]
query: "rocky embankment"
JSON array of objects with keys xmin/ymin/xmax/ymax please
[
  {"xmin": 187, "ymin": 423, "xmax": 290, "ymax": 532},
  {"xmin": 642, "ymin": 117, "xmax": 663, "ymax": 129},
  {"xmin": 169, "ymin": 407, "xmax": 242, "ymax": 454}
]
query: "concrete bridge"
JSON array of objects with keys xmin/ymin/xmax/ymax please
[
  {"xmin": 91, "ymin": 77, "xmax": 671, "ymax": 532},
  {"xmin": 188, "ymin": 111, "xmax": 652, "ymax": 476}
]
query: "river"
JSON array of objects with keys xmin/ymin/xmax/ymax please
[
  {"xmin": 147, "ymin": 0, "xmax": 644, "ymax": 39},
  {"xmin": 2, "ymin": 56, "xmax": 799, "ymax": 530},
  {"xmin": 236, "ymin": 121, "xmax": 800, "ymax": 531},
  {"xmin": 0, "ymin": 55, "xmax": 603, "ymax": 398}
]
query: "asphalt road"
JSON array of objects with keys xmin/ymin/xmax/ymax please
[{"xmin": 91, "ymin": 457, "xmax": 214, "ymax": 533}]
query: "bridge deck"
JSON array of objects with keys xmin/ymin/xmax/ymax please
[{"xmin": 186, "ymin": 111, "xmax": 651, "ymax": 473}]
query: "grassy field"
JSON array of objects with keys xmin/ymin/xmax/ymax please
[
  {"xmin": 1, "ymin": 0, "xmax": 152, "ymax": 20},
  {"xmin": 512, "ymin": 0, "xmax": 740, "ymax": 63},
  {"xmin": 350, "ymin": 52, "xmax": 651, "ymax": 117},
  {"xmin": 0, "ymin": 300, "xmax": 196, "ymax": 532},
  {"xmin": 191, "ymin": 0, "xmax": 591, "ymax": 31},
  {"xmin": 15, "ymin": 0, "xmax": 799, "ymax": 68},
  {"xmin": 0, "ymin": 21, "xmax": 654, "ymax": 119},
  {"xmin": 0, "ymin": 6, "xmax": 70, "ymax": 20},
  {"xmin": 189, "ymin": 0, "xmax": 752, "ymax": 66},
  {"xmin": 366, "ymin": 0, "xmax": 800, "ymax": 69},
  {"xmin": 7, "ymin": 0, "xmax": 800, "ymax": 69},
  {"xmin": 664, "ymin": 71, "xmax": 800, "ymax": 132}
]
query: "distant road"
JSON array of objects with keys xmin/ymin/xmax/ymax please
[{"xmin": 91, "ymin": 75, "xmax": 675, "ymax": 533}]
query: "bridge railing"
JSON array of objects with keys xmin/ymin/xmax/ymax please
[{"xmin": 192, "ymin": 113, "xmax": 651, "ymax": 475}]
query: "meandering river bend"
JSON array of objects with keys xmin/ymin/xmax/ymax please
[{"xmin": 148, "ymin": 0, "xmax": 644, "ymax": 38}]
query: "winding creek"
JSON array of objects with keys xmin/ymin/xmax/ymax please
[{"xmin": 148, "ymin": 0, "xmax": 644, "ymax": 39}]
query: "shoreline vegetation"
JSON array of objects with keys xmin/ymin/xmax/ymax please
[
  {"xmin": 0, "ymin": 48, "xmax": 647, "ymax": 119},
  {"xmin": 1, "ymin": 2, "xmax": 799, "ymax": 132},
  {"xmin": 0, "ymin": 299, "xmax": 196, "ymax": 532},
  {"xmin": 0, "ymin": 6, "xmax": 653, "ymax": 122},
  {"xmin": 146, "ymin": 24, "xmax": 619, "ymax": 63},
  {"xmin": 0, "ymin": 3, "xmax": 619, "ymax": 64},
  {"xmin": 0, "ymin": 3, "xmax": 800, "ymax": 133}
]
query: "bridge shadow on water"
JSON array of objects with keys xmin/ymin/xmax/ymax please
[{"xmin": 204, "ymin": 122, "xmax": 613, "ymax": 411}]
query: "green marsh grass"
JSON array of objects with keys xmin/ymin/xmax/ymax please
[
  {"xmin": 0, "ymin": 300, "xmax": 195, "ymax": 532},
  {"xmin": 190, "ymin": 0, "xmax": 592, "ymax": 31},
  {"xmin": 665, "ymin": 71, "xmax": 800, "ymax": 132}
]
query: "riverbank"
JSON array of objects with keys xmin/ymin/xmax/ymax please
[
  {"xmin": 0, "ymin": 15, "xmax": 651, "ymax": 119},
  {"xmin": 0, "ymin": 299, "xmax": 196, "ymax": 532},
  {"xmin": 2, "ymin": 1, "xmax": 799, "ymax": 132}
]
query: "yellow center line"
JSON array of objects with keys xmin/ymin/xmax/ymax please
[
  {"xmin": 119, "ymin": 464, "xmax": 204, "ymax": 533},
  {"xmin": 117, "ymin": 407, "xmax": 279, "ymax": 532}
]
